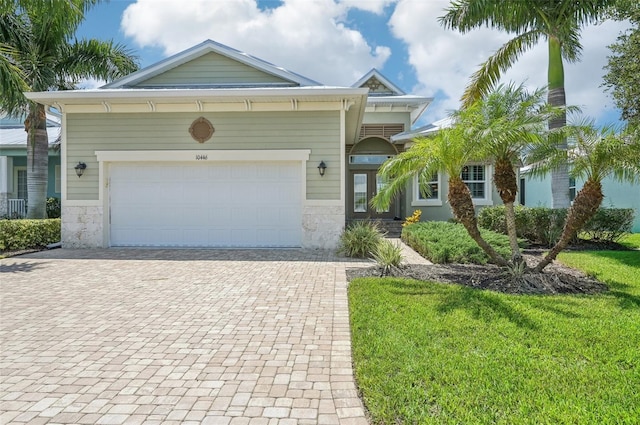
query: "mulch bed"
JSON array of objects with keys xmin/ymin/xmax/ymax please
[{"xmin": 346, "ymin": 250, "xmax": 609, "ymax": 295}]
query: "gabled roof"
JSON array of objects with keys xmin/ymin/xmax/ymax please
[
  {"xmin": 103, "ymin": 39, "xmax": 321, "ymax": 89},
  {"xmin": 353, "ymin": 69, "xmax": 432, "ymax": 124},
  {"xmin": 352, "ymin": 69, "xmax": 405, "ymax": 95}
]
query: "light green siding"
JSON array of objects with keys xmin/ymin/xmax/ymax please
[
  {"xmin": 65, "ymin": 111, "xmax": 341, "ymax": 201},
  {"xmin": 362, "ymin": 112, "xmax": 411, "ymax": 130},
  {"xmin": 134, "ymin": 52, "xmax": 292, "ymax": 87},
  {"xmin": 404, "ymin": 170, "xmax": 505, "ymax": 223}
]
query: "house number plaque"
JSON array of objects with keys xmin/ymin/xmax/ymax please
[{"xmin": 196, "ymin": 154, "xmax": 208, "ymax": 160}]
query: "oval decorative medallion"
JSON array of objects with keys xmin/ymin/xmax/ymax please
[{"xmin": 189, "ymin": 117, "xmax": 214, "ymax": 143}]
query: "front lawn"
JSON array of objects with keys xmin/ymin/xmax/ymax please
[{"xmin": 349, "ymin": 236, "xmax": 640, "ymax": 424}]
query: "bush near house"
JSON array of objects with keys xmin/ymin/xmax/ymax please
[
  {"xmin": 339, "ymin": 220, "xmax": 384, "ymax": 258},
  {"xmin": 478, "ymin": 206, "xmax": 634, "ymax": 245},
  {"xmin": 46, "ymin": 197, "xmax": 61, "ymax": 219},
  {"xmin": 0, "ymin": 219, "xmax": 61, "ymax": 251},
  {"xmin": 402, "ymin": 221, "xmax": 516, "ymax": 264}
]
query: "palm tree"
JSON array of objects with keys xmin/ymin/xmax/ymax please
[
  {"xmin": 455, "ymin": 83, "xmax": 564, "ymax": 266},
  {"xmin": 371, "ymin": 123, "xmax": 510, "ymax": 267},
  {"xmin": 0, "ymin": 0, "xmax": 138, "ymax": 218},
  {"xmin": 527, "ymin": 120, "xmax": 640, "ymax": 272},
  {"xmin": 439, "ymin": 0, "xmax": 615, "ymax": 209}
]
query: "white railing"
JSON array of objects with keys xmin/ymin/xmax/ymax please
[{"xmin": 8, "ymin": 199, "xmax": 26, "ymax": 218}]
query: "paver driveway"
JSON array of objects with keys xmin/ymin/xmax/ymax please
[{"xmin": 0, "ymin": 249, "xmax": 371, "ymax": 425}]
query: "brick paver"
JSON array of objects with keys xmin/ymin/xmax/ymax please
[{"xmin": 0, "ymin": 248, "xmax": 373, "ymax": 424}]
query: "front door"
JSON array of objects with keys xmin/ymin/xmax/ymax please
[{"xmin": 349, "ymin": 170, "xmax": 395, "ymax": 220}]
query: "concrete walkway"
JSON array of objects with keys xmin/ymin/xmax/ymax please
[{"xmin": 0, "ymin": 249, "xmax": 374, "ymax": 425}]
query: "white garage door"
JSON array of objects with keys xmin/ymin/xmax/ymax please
[{"xmin": 109, "ymin": 162, "xmax": 302, "ymax": 247}]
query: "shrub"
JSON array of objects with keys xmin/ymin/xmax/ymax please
[
  {"xmin": 401, "ymin": 221, "xmax": 514, "ymax": 264},
  {"xmin": 402, "ymin": 209, "xmax": 422, "ymax": 227},
  {"xmin": 46, "ymin": 197, "xmax": 61, "ymax": 218},
  {"xmin": 582, "ymin": 208, "xmax": 634, "ymax": 242},
  {"xmin": 479, "ymin": 206, "xmax": 634, "ymax": 245},
  {"xmin": 372, "ymin": 240, "xmax": 404, "ymax": 275},
  {"xmin": 339, "ymin": 220, "xmax": 384, "ymax": 258},
  {"xmin": 0, "ymin": 219, "xmax": 61, "ymax": 251}
]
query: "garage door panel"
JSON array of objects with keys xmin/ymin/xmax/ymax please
[{"xmin": 110, "ymin": 162, "xmax": 302, "ymax": 247}]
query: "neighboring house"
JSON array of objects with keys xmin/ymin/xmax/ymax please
[
  {"xmin": 521, "ymin": 169, "xmax": 640, "ymax": 232},
  {"xmin": 24, "ymin": 39, "xmax": 502, "ymax": 249},
  {"xmin": 0, "ymin": 113, "xmax": 61, "ymax": 218}
]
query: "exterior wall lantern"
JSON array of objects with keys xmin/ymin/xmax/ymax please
[
  {"xmin": 318, "ymin": 161, "xmax": 327, "ymax": 177},
  {"xmin": 74, "ymin": 162, "xmax": 87, "ymax": 178}
]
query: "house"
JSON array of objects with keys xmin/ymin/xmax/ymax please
[
  {"xmin": 0, "ymin": 113, "xmax": 61, "ymax": 218},
  {"xmin": 521, "ymin": 170, "xmax": 640, "ymax": 232},
  {"xmin": 24, "ymin": 39, "xmax": 502, "ymax": 249}
]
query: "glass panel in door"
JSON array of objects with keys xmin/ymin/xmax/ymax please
[
  {"xmin": 375, "ymin": 173, "xmax": 389, "ymax": 213},
  {"xmin": 353, "ymin": 173, "xmax": 367, "ymax": 212}
]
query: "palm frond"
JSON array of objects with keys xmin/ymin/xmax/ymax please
[
  {"xmin": 461, "ymin": 30, "xmax": 541, "ymax": 108},
  {"xmin": 57, "ymin": 39, "xmax": 139, "ymax": 84}
]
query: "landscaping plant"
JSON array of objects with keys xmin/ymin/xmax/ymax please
[
  {"xmin": 527, "ymin": 120, "xmax": 640, "ymax": 271},
  {"xmin": 371, "ymin": 239, "xmax": 404, "ymax": 276},
  {"xmin": 338, "ymin": 220, "xmax": 384, "ymax": 258},
  {"xmin": 402, "ymin": 209, "xmax": 421, "ymax": 227}
]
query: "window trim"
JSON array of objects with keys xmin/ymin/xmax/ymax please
[
  {"xmin": 412, "ymin": 172, "xmax": 443, "ymax": 206},
  {"xmin": 462, "ymin": 164, "xmax": 493, "ymax": 206},
  {"xmin": 55, "ymin": 165, "xmax": 61, "ymax": 194},
  {"xmin": 569, "ymin": 177, "xmax": 576, "ymax": 202},
  {"xmin": 14, "ymin": 166, "xmax": 27, "ymax": 200}
]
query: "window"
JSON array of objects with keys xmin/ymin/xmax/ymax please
[
  {"xmin": 461, "ymin": 164, "xmax": 492, "ymax": 205},
  {"xmin": 412, "ymin": 172, "xmax": 442, "ymax": 206},
  {"xmin": 569, "ymin": 177, "xmax": 576, "ymax": 202},
  {"xmin": 15, "ymin": 168, "xmax": 27, "ymax": 200},
  {"xmin": 353, "ymin": 173, "xmax": 367, "ymax": 213},
  {"xmin": 349, "ymin": 155, "xmax": 394, "ymax": 164}
]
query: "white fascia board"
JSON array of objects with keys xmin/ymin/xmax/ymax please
[
  {"xmin": 25, "ymin": 87, "xmax": 369, "ymax": 105},
  {"xmin": 367, "ymin": 95, "xmax": 434, "ymax": 106},
  {"xmin": 95, "ymin": 149, "xmax": 311, "ymax": 162},
  {"xmin": 103, "ymin": 39, "xmax": 320, "ymax": 89}
]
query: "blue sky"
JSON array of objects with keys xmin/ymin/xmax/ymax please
[{"xmin": 76, "ymin": 0, "xmax": 629, "ymax": 127}]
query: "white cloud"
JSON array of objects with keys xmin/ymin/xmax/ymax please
[
  {"xmin": 338, "ymin": 0, "xmax": 395, "ymax": 14},
  {"xmin": 389, "ymin": 0, "xmax": 629, "ymax": 124},
  {"xmin": 76, "ymin": 78, "xmax": 106, "ymax": 90},
  {"xmin": 121, "ymin": 0, "xmax": 391, "ymax": 85}
]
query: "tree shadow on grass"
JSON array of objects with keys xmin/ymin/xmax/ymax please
[
  {"xmin": 520, "ymin": 297, "xmax": 585, "ymax": 319},
  {"xmin": 436, "ymin": 288, "xmax": 539, "ymax": 330},
  {"xmin": 381, "ymin": 278, "xmax": 538, "ymax": 330},
  {"xmin": 0, "ymin": 261, "xmax": 43, "ymax": 274},
  {"xmin": 592, "ymin": 280, "xmax": 640, "ymax": 309}
]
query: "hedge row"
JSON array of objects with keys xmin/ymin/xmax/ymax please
[
  {"xmin": 402, "ymin": 221, "xmax": 516, "ymax": 264},
  {"xmin": 478, "ymin": 206, "xmax": 634, "ymax": 246},
  {"xmin": 0, "ymin": 219, "xmax": 61, "ymax": 251}
]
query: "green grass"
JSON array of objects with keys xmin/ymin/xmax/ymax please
[
  {"xmin": 619, "ymin": 233, "xmax": 640, "ymax": 250},
  {"xmin": 349, "ymin": 236, "xmax": 640, "ymax": 424}
]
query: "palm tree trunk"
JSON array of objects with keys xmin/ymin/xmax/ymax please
[
  {"xmin": 504, "ymin": 201, "xmax": 523, "ymax": 264},
  {"xmin": 448, "ymin": 177, "xmax": 509, "ymax": 267},
  {"xmin": 548, "ymin": 36, "xmax": 571, "ymax": 209},
  {"xmin": 534, "ymin": 179, "xmax": 603, "ymax": 272},
  {"xmin": 25, "ymin": 103, "xmax": 48, "ymax": 219},
  {"xmin": 493, "ymin": 158, "xmax": 522, "ymax": 264}
]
